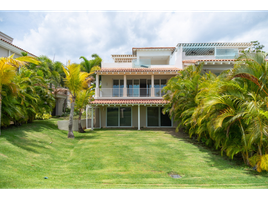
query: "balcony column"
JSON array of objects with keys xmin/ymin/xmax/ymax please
[
  {"xmin": 123, "ymin": 74, "xmax": 127, "ymax": 97},
  {"xmin": 138, "ymin": 104, "xmax": 140, "ymax": 130},
  {"xmin": 91, "ymin": 106, "xmax": 94, "ymax": 131},
  {"xmin": 95, "ymin": 74, "xmax": 99, "ymax": 97},
  {"xmin": 151, "ymin": 74, "xmax": 155, "ymax": 97}
]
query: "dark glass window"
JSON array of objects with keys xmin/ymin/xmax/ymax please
[
  {"xmin": 147, "ymin": 107, "xmax": 159, "ymax": 126},
  {"xmin": 160, "ymin": 107, "xmax": 171, "ymax": 126},
  {"xmin": 120, "ymin": 107, "xmax": 131, "ymax": 126},
  {"xmin": 107, "ymin": 107, "xmax": 118, "ymax": 126},
  {"xmin": 113, "ymin": 80, "xmax": 119, "ymax": 97},
  {"xmin": 147, "ymin": 107, "xmax": 172, "ymax": 127}
]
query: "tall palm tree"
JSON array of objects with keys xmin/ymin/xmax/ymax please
[
  {"xmin": 62, "ymin": 61, "xmax": 93, "ymax": 138},
  {"xmin": 75, "ymin": 65, "xmax": 100, "ymax": 133},
  {"xmin": 80, "ymin": 54, "xmax": 102, "ymax": 73},
  {"xmin": 0, "ymin": 55, "xmax": 40, "ymax": 135}
]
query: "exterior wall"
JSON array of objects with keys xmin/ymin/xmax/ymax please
[
  {"xmin": 0, "ymin": 39, "xmax": 35, "ymax": 58},
  {"xmin": 101, "ymin": 74, "xmax": 175, "ymax": 89},
  {"xmin": 99, "ymin": 74, "xmax": 175, "ymax": 98},
  {"xmin": 98, "ymin": 105, "xmax": 176, "ymax": 129},
  {"xmin": 0, "ymin": 43, "xmax": 25, "ymax": 58},
  {"xmin": 136, "ymin": 50, "xmax": 173, "ymax": 58}
]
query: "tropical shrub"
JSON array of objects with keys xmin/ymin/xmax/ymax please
[{"xmin": 163, "ymin": 52, "xmax": 268, "ymax": 172}]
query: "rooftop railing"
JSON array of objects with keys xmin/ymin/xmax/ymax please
[{"xmin": 132, "ymin": 59, "xmax": 151, "ymax": 68}]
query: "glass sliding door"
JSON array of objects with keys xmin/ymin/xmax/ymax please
[
  {"xmin": 107, "ymin": 107, "xmax": 119, "ymax": 126},
  {"xmin": 120, "ymin": 107, "xmax": 131, "ymax": 126},
  {"xmin": 160, "ymin": 107, "xmax": 171, "ymax": 126},
  {"xmin": 133, "ymin": 79, "xmax": 140, "ymax": 97},
  {"xmin": 147, "ymin": 107, "xmax": 159, "ymax": 126},
  {"xmin": 107, "ymin": 107, "xmax": 132, "ymax": 127},
  {"xmin": 147, "ymin": 80, "xmax": 151, "ymax": 97},
  {"xmin": 119, "ymin": 80, "xmax": 124, "ymax": 97},
  {"xmin": 161, "ymin": 79, "xmax": 167, "ymax": 96},
  {"xmin": 154, "ymin": 79, "xmax": 160, "ymax": 97},
  {"xmin": 147, "ymin": 107, "xmax": 172, "ymax": 127},
  {"xmin": 127, "ymin": 80, "xmax": 133, "ymax": 97},
  {"xmin": 112, "ymin": 80, "xmax": 119, "ymax": 97}
]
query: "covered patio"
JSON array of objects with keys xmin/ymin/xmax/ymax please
[{"xmin": 85, "ymin": 99, "xmax": 173, "ymax": 130}]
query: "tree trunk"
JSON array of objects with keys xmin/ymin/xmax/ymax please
[
  {"xmin": 68, "ymin": 96, "xmax": 75, "ymax": 138},
  {"xmin": 78, "ymin": 109, "xmax": 85, "ymax": 133}
]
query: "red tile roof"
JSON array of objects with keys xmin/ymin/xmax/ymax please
[
  {"xmin": 97, "ymin": 68, "xmax": 181, "ymax": 73},
  {"xmin": 0, "ymin": 38, "xmax": 37, "ymax": 57},
  {"xmin": 90, "ymin": 99, "xmax": 169, "ymax": 105}
]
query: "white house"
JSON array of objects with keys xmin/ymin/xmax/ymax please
[{"xmin": 87, "ymin": 42, "xmax": 253, "ymax": 130}]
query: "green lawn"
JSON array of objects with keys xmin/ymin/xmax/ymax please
[{"xmin": 0, "ymin": 118, "xmax": 267, "ymax": 189}]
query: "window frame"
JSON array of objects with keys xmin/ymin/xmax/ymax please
[
  {"xmin": 146, "ymin": 106, "xmax": 173, "ymax": 127},
  {"xmin": 106, "ymin": 106, "xmax": 132, "ymax": 127}
]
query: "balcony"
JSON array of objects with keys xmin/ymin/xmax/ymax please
[{"xmin": 97, "ymin": 88, "xmax": 166, "ymax": 98}]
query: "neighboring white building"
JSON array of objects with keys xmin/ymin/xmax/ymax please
[
  {"xmin": 0, "ymin": 31, "xmax": 67, "ymax": 117},
  {"xmin": 0, "ymin": 31, "xmax": 36, "ymax": 58},
  {"xmin": 87, "ymin": 42, "xmax": 253, "ymax": 130}
]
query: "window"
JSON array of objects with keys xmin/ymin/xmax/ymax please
[
  {"xmin": 107, "ymin": 107, "xmax": 118, "ymax": 126},
  {"xmin": 120, "ymin": 107, "xmax": 131, "ymax": 126},
  {"xmin": 147, "ymin": 107, "xmax": 159, "ymax": 126},
  {"xmin": 154, "ymin": 79, "xmax": 166, "ymax": 97},
  {"xmin": 147, "ymin": 107, "xmax": 172, "ymax": 127},
  {"xmin": 113, "ymin": 79, "xmax": 123, "ymax": 97},
  {"xmin": 107, "ymin": 107, "xmax": 132, "ymax": 127},
  {"xmin": 160, "ymin": 107, "xmax": 171, "ymax": 126}
]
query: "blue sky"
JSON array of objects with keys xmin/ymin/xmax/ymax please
[{"xmin": 1, "ymin": 10, "xmax": 268, "ymax": 64}]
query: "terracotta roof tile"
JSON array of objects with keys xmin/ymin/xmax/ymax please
[
  {"xmin": 97, "ymin": 68, "xmax": 181, "ymax": 73},
  {"xmin": 0, "ymin": 38, "xmax": 37, "ymax": 57},
  {"xmin": 90, "ymin": 99, "xmax": 169, "ymax": 105}
]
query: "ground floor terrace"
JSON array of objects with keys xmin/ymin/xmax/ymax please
[{"xmin": 86, "ymin": 99, "xmax": 177, "ymax": 130}]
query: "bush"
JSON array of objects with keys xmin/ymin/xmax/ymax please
[{"xmin": 35, "ymin": 113, "xmax": 52, "ymax": 120}]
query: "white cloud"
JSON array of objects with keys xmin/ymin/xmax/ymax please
[
  {"xmin": 14, "ymin": 11, "xmax": 268, "ymax": 64},
  {"xmin": 0, "ymin": 18, "xmax": 3, "ymax": 22}
]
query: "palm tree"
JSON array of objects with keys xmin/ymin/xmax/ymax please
[
  {"xmin": 0, "ymin": 55, "xmax": 40, "ymax": 135},
  {"xmin": 80, "ymin": 54, "xmax": 102, "ymax": 73},
  {"xmin": 75, "ymin": 86, "xmax": 94, "ymax": 133},
  {"xmin": 75, "ymin": 65, "xmax": 100, "ymax": 133},
  {"xmin": 62, "ymin": 61, "xmax": 93, "ymax": 138}
]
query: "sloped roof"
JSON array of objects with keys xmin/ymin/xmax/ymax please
[
  {"xmin": 96, "ymin": 68, "xmax": 181, "ymax": 73},
  {"xmin": 0, "ymin": 38, "xmax": 37, "ymax": 57},
  {"xmin": 90, "ymin": 99, "xmax": 169, "ymax": 105}
]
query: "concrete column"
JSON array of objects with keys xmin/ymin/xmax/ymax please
[
  {"xmin": 138, "ymin": 105, "xmax": 140, "ymax": 130},
  {"xmin": 123, "ymin": 74, "xmax": 127, "ymax": 97},
  {"xmin": 95, "ymin": 74, "xmax": 99, "ymax": 97},
  {"xmin": 151, "ymin": 74, "xmax": 155, "ymax": 97},
  {"xmin": 86, "ymin": 105, "xmax": 88, "ymax": 129},
  {"xmin": 91, "ymin": 106, "xmax": 94, "ymax": 131}
]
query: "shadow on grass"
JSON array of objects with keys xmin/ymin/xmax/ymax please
[
  {"xmin": 162, "ymin": 128, "xmax": 268, "ymax": 176},
  {"xmin": 0, "ymin": 120, "xmax": 94, "ymax": 153}
]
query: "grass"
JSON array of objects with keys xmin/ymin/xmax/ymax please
[{"xmin": 0, "ymin": 118, "xmax": 268, "ymax": 189}]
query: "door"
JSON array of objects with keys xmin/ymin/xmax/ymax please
[{"xmin": 140, "ymin": 79, "xmax": 146, "ymax": 97}]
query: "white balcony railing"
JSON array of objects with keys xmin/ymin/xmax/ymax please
[{"xmin": 98, "ymin": 88, "xmax": 166, "ymax": 98}]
